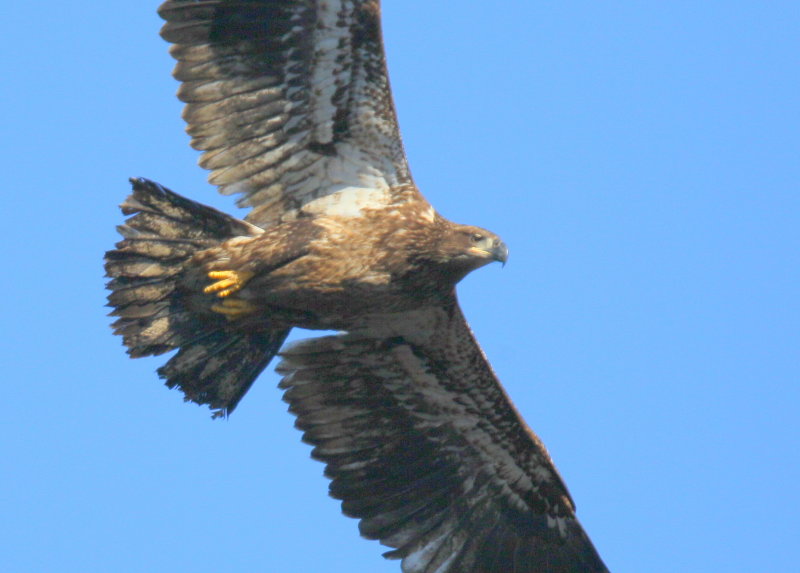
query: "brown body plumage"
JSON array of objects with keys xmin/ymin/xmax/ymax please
[
  {"xmin": 192, "ymin": 209, "xmax": 506, "ymax": 330},
  {"xmin": 105, "ymin": 1, "xmax": 609, "ymax": 571}
]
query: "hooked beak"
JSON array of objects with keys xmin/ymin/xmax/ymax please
[
  {"xmin": 491, "ymin": 240, "xmax": 509, "ymax": 267},
  {"xmin": 470, "ymin": 240, "xmax": 509, "ymax": 267}
]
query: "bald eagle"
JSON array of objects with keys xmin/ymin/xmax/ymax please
[{"xmin": 105, "ymin": 1, "xmax": 609, "ymax": 571}]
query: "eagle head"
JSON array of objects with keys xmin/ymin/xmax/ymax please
[{"xmin": 430, "ymin": 223, "xmax": 508, "ymax": 282}]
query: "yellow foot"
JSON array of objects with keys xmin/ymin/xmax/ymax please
[
  {"xmin": 203, "ymin": 270, "xmax": 254, "ymax": 298},
  {"xmin": 210, "ymin": 298, "xmax": 258, "ymax": 321}
]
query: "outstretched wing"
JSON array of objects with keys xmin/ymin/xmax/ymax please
[
  {"xmin": 159, "ymin": 0, "xmax": 419, "ymax": 227},
  {"xmin": 277, "ymin": 303, "xmax": 609, "ymax": 573}
]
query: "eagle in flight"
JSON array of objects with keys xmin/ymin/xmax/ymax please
[{"xmin": 105, "ymin": 1, "xmax": 609, "ymax": 571}]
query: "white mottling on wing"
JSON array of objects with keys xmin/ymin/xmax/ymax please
[
  {"xmin": 547, "ymin": 515, "xmax": 569, "ymax": 538},
  {"xmin": 311, "ymin": 0, "xmax": 349, "ymax": 144},
  {"xmin": 402, "ymin": 526, "xmax": 452, "ymax": 573},
  {"xmin": 533, "ymin": 464, "xmax": 553, "ymax": 482},
  {"xmin": 383, "ymin": 341, "xmax": 543, "ymax": 517},
  {"xmin": 304, "ymin": 185, "xmax": 390, "ymax": 217},
  {"xmin": 300, "ymin": 141, "xmax": 393, "ymax": 216},
  {"xmin": 420, "ymin": 204, "xmax": 436, "ymax": 222}
]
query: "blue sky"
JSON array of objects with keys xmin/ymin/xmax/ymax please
[{"xmin": 2, "ymin": 2, "xmax": 798, "ymax": 572}]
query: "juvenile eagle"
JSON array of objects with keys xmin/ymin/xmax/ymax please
[{"xmin": 105, "ymin": 1, "xmax": 609, "ymax": 571}]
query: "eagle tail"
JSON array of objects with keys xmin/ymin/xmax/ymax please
[
  {"xmin": 105, "ymin": 177, "xmax": 289, "ymax": 417},
  {"xmin": 156, "ymin": 327, "xmax": 288, "ymax": 418}
]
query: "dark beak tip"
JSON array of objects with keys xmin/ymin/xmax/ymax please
[{"xmin": 494, "ymin": 243, "xmax": 509, "ymax": 266}]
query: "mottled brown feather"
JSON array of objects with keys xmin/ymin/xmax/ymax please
[{"xmin": 277, "ymin": 305, "xmax": 609, "ymax": 572}]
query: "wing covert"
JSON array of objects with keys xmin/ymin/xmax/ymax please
[
  {"xmin": 158, "ymin": 0, "xmax": 416, "ymax": 227},
  {"xmin": 276, "ymin": 303, "xmax": 609, "ymax": 573}
]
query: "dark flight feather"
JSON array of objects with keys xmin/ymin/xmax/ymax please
[{"xmin": 277, "ymin": 324, "xmax": 608, "ymax": 572}]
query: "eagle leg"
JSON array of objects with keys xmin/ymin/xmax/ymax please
[
  {"xmin": 210, "ymin": 298, "xmax": 259, "ymax": 321},
  {"xmin": 204, "ymin": 270, "xmax": 254, "ymax": 298}
]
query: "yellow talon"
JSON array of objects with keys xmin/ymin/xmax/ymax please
[
  {"xmin": 210, "ymin": 298, "xmax": 258, "ymax": 320},
  {"xmin": 204, "ymin": 270, "xmax": 254, "ymax": 298}
]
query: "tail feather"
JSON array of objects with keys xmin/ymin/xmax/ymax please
[
  {"xmin": 106, "ymin": 276, "xmax": 175, "ymax": 307},
  {"xmin": 117, "ymin": 177, "xmax": 258, "ymax": 240},
  {"xmin": 105, "ymin": 177, "xmax": 289, "ymax": 417},
  {"xmin": 159, "ymin": 329, "xmax": 289, "ymax": 417}
]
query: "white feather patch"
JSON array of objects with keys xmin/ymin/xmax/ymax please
[
  {"xmin": 301, "ymin": 141, "xmax": 393, "ymax": 217},
  {"xmin": 311, "ymin": 0, "xmax": 350, "ymax": 144}
]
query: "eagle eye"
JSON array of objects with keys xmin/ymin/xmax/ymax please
[{"xmin": 470, "ymin": 233, "xmax": 484, "ymax": 243}]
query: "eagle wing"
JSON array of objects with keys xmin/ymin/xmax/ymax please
[
  {"xmin": 277, "ymin": 302, "xmax": 609, "ymax": 573},
  {"xmin": 159, "ymin": 0, "xmax": 418, "ymax": 227}
]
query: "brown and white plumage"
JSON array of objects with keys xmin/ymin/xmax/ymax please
[
  {"xmin": 159, "ymin": 0, "xmax": 418, "ymax": 227},
  {"xmin": 105, "ymin": 1, "xmax": 609, "ymax": 571},
  {"xmin": 278, "ymin": 306, "xmax": 607, "ymax": 572}
]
